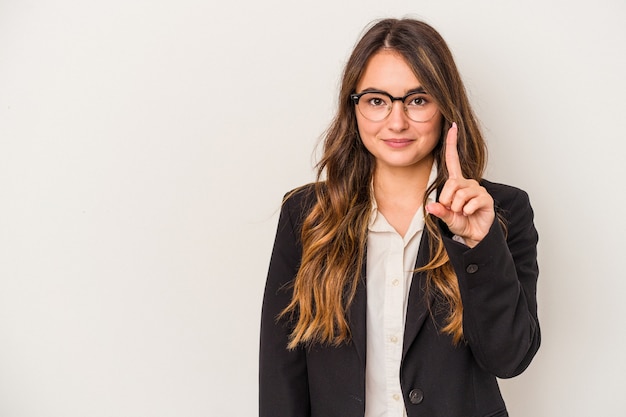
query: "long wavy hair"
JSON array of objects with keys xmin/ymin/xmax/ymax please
[{"xmin": 281, "ymin": 18, "xmax": 487, "ymax": 348}]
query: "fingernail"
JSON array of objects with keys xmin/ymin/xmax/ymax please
[{"xmin": 452, "ymin": 122, "xmax": 457, "ymax": 129}]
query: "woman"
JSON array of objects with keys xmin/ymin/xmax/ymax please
[{"xmin": 260, "ymin": 18, "xmax": 540, "ymax": 417}]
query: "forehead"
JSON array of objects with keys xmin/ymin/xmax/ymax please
[{"xmin": 356, "ymin": 49, "xmax": 422, "ymax": 93}]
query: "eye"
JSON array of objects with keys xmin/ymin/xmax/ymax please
[
  {"xmin": 406, "ymin": 94, "xmax": 429, "ymax": 107},
  {"xmin": 362, "ymin": 93, "xmax": 389, "ymax": 107}
]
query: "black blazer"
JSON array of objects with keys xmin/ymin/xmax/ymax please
[{"xmin": 260, "ymin": 180, "xmax": 540, "ymax": 417}]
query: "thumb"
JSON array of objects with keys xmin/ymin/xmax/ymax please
[{"xmin": 426, "ymin": 202, "xmax": 454, "ymax": 226}]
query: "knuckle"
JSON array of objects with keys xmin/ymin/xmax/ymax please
[
  {"xmin": 456, "ymin": 187, "xmax": 471, "ymax": 200},
  {"xmin": 446, "ymin": 178, "xmax": 460, "ymax": 188}
]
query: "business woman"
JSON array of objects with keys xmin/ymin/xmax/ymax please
[{"xmin": 260, "ymin": 18, "xmax": 540, "ymax": 417}]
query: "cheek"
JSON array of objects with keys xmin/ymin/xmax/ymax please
[
  {"xmin": 424, "ymin": 114, "xmax": 444, "ymax": 141},
  {"xmin": 355, "ymin": 115, "xmax": 377, "ymax": 140},
  {"xmin": 354, "ymin": 117, "xmax": 377, "ymax": 155}
]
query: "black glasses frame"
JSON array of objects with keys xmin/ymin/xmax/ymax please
[
  {"xmin": 350, "ymin": 89, "xmax": 437, "ymax": 123},
  {"xmin": 350, "ymin": 90, "xmax": 421, "ymax": 105}
]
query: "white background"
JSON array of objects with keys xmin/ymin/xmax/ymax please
[{"xmin": 1, "ymin": 0, "xmax": 625, "ymax": 416}]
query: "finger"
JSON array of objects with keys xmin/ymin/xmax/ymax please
[
  {"xmin": 449, "ymin": 183, "xmax": 493, "ymax": 215},
  {"xmin": 445, "ymin": 122, "xmax": 464, "ymax": 180},
  {"xmin": 448, "ymin": 182, "xmax": 481, "ymax": 213},
  {"xmin": 426, "ymin": 202, "xmax": 455, "ymax": 225},
  {"xmin": 437, "ymin": 178, "xmax": 460, "ymax": 209},
  {"xmin": 458, "ymin": 194, "xmax": 493, "ymax": 216}
]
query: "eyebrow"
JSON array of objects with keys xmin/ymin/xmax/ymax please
[{"xmin": 359, "ymin": 86, "xmax": 429, "ymax": 95}]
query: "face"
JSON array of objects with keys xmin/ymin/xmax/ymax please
[{"xmin": 354, "ymin": 49, "xmax": 442, "ymax": 172}]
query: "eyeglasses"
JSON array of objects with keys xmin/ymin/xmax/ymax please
[{"xmin": 350, "ymin": 90, "xmax": 438, "ymax": 123}]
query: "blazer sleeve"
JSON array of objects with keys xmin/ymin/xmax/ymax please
[
  {"xmin": 441, "ymin": 183, "xmax": 540, "ymax": 378},
  {"xmin": 259, "ymin": 191, "xmax": 311, "ymax": 417}
]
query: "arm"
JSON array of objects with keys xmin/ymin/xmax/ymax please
[
  {"xmin": 442, "ymin": 186, "xmax": 540, "ymax": 378},
  {"xmin": 259, "ymin": 192, "xmax": 311, "ymax": 417},
  {"xmin": 426, "ymin": 124, "xmax": 540, "ymax": 377}
]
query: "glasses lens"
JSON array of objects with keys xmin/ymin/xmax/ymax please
[
  {"xmin": 403, "ymin": 93, "xmax": 437, "ymax": 123},
  {"xmin": 356, "ymin": 93, "xmax": 391, "ymax": 122}
]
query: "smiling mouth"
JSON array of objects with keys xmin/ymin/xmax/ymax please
[
  {"xmin": 382, "ymin": 138, "xmax": 415, "ymax": 148},
  {"xmin": 383, "ymin": 139, "xmax": 414, "ymax": 143}
]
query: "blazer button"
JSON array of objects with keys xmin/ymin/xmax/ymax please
[
  {"xmin": 466, "ymin": 264, "xmax": 479, "ymax": 274},
  {"xmin": 408, "ymin": 388, "xmax": 424, "ymax": 404}
]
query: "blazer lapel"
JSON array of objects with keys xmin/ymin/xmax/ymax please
[{"xmin": 402, "ymin": 231, "xmax": 433, "ymax": 359}]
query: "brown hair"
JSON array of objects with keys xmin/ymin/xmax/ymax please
[{"xmin": 281, "ymin": 18, "xmax": 487, "ymax": 348}]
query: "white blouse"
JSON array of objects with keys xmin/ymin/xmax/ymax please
[{"xmin": 364, "ymin": 162, "xmax": 437, "ymax": 417}]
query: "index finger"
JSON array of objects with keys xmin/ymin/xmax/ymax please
[{"xmin": 445, "ymin": 122, "xmax": 464, "ymax": 179}]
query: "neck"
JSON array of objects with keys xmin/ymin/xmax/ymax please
[
  {"xmin": 371, "ymin": 157, "xmax": 434, "ymax": 238},
  {"xmin": 373, "ymin": 156, "xmax": 434, "ymax": 202}
]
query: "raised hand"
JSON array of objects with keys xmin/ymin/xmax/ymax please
[{"xmin": 426, "ymin": 123, "xmax": 495, "ymax": 248}]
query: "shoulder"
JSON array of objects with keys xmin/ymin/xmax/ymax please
[
  {"xmin": 282, "ymin": 182, "xmax": 324, "ymax": 212},
  {"xmin": 480, "ymin": 179, "xmax": 532, "ymax": 212},
  {"xmin": 280, "ymin": 182, "xmax": 325, "ymax": 226},
  {"xmin": 480, "ymin": 179, "xmax": 536, "ymax": 234},
  {"xmin": 283, "ymin": 182, "xmax": 318, "ymax": 203}
]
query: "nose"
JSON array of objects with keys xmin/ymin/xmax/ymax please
[{"xmin": 386, "ymin": 100, "xmax": 410, "ymax": 131}]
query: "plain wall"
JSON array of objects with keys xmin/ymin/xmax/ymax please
[{"xmin": 1, "ymin": 0, "xmax": 625, "ymax": 415}]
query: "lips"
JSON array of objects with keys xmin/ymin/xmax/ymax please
[{"xmin": 382, "ymin": 138, "xmax": 415, "ymax": 148}]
